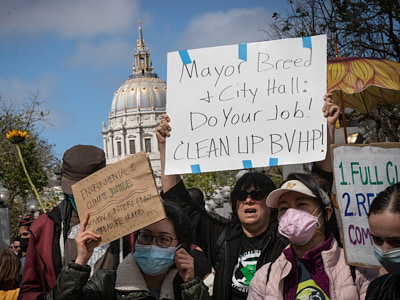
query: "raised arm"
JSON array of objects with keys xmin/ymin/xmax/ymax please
[
  {"xmin": 155, "ymin": 114, "xmax": 182, "ymax": 192},
  {"xmin": 47, "ymin": 212, "xmax": 105, "ymax": 300},
  {"xmin": 314, "ymin": 93, "xmax": 340, "ymax": 173}
]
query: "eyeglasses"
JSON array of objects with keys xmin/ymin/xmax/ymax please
[
  {"xmin": 231, "ymin": 189, "xmax": 267, "ymax": 202},
  {"xmin": 137, "ymin": 232, "xmax": 178, "ymax": 248}
]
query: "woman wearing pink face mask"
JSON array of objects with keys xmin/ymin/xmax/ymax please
[{"xmin": 248, "ymin": 173, "xmax": 378, "ymax": 300}]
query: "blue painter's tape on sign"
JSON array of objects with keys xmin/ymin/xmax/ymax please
[
  {"xmin": 302, "ymin": 36, "xmax": 312, "ymax": 49},
  {"xmin": 269, "ymin": 158, "xmax": 279, "ymax": 166},
  {"xmin": 238, "ymin": 44, "xmax": 247, "ymax": 61},
  {"xmin": 242, "ymin": 160, "xmax": 253, "ymax": 169},
  {"xmin": 191, "ymin": 164, "xmax": 201, "ymax": 174},
  {"xmin": 179, "ymin": 50, "xmax": 192, "ymax": 64}
]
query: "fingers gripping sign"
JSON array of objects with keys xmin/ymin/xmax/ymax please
[
  {"xmin": 155, "ymin": 114, "xmax": 171, "ymax": 144},
  {"xmin": 322, "ymin": 92, "xmax": 340, "ymax": 126},
  {"xmin": 174, "ymin": 247, "xmax": 195, "ymax": 283},
  {"xmin": 75, "ymin": 212, "xmax": 101, "ymax": 266}
]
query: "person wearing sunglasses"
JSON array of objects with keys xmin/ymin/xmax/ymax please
[
  {"xmin": 46, "ymin": 201, "xmax": 210, "ymax": 300},
  {"xmin": 156, "ymin": 93, "xmax": 340, "ymax": 300},
  {"xmin": 248, "ymin": 173, "xmax": 377, "ymax": 300},
  {"xmin": 366, "ymin": 183, "xmax": 400, "ymax": 300}
]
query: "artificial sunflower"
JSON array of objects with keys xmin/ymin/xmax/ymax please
[
  {"xmin": 6, "ymin": 130, "xmax": 29, "ymax": 144},
  {"xmin": 6, "ymin": 129, "xmax": 46, "ymax": 212}
]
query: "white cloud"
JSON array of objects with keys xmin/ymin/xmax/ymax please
[
  {"xmin": 0, "ymin": 76, "xmax": 57, "ymax": 106},
  {"xmin": 0, "ymin": 0, "xmax": 143, "ymax": 38},
  {"xmin": 0, "ymin": 75, "xmax": 65, "ymax": 130},
  {"xmin": 176, "ymin": 7, "xmax": 272, "ymax": 50},
  {"xmin": 64, "ymin": 38, "xmax": 134, "ymax": 68}
]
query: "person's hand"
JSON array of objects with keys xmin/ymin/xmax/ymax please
[
  {"xmin": 322, "ymin": 93, "xmax": 340, "ymax": 127},
  {"xmin": 174, "ymin": 247, "xmax": 194, "ymax": 283},
  {"xmin": 155, "ymin": 114, "xmax": 171, "ymax": 145},
  {"xmin": 75, "ymin": 212, "xmax": 100, "ymax": 266}
]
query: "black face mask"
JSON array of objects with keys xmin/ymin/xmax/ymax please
[{"xmin": 20, "ymin": 238, "xmax": 29, "ymax": 253}]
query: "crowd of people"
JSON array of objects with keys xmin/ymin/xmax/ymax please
[{"xmin": 0, "ymin": 92, "xmax": 399, "ymax": 300}]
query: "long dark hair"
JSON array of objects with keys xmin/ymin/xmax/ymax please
[
  {"xmin": 163, "ymin": 201, "xmax": 193, "ymax": 252},
  {"xmin": 285, "ymin": 173, "xmax": 340, "ymax": 241},
  {"xmin": 230, "ymin": 172, "xmax": 276, "ymax": 223},
  {"xmin": 368, "ymin": 182, "xmax": 400, "ymax": 217},
  {"xmin": 0, "ymin": 249, "xmax": 20, "ymax": 290}
]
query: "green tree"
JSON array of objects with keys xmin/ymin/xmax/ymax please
[
  {"xmin": 182, "ymin": 167, "xmax": 283, "ymax": 201},
  {"xmin": 182, "ymin": 171, "xmax": 237, "ymax": 200},
  {"xmin": 270, "ymin": 0, "xmax": 400, "ymax": 60},
  {"xmin": 0, "ymin": 90, "xmax": 60, "ymax": 237},
  {"xmin": 269, "ymin": 0, "xmax": 400, "ymax": 142}
]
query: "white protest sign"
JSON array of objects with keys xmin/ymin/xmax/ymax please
[
  {"xmin": 332, "ymin": 143, "xmax": 400, "ymax": 267},
  {"xmin": 165, "ymin": 35, "xmax": 327, "ymax": 175}
]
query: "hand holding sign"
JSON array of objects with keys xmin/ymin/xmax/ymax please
[
  {"xmin": 75, "ymin": 212, "xmax": 100, "ymax": 266},
  {"xmin": 72, "ymin": 151, "xmax": 166, "ymax": 250}
]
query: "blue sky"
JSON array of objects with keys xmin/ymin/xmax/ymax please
[{"xmin": 0, "ymin": 0, "xmax": 286, "ymax": 159}]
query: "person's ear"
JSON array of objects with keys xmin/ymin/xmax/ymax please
[{"xmin": 325, "ymin": 206, "xmax": 333, "ymax": 222}]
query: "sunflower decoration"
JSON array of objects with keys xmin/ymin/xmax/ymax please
[
  {"xmin": 327, "ymin": 57, "xmax": 400, "ymax": 114},
  {"xmin": 6, "ymin": 129, "xmax": 29, "ymax": 144},
  {"xmin": 6, "ymin": 129, "xmax": 46, "ymax": 212},
  {"xmin": 45, "ymin": 201, "xmax": 53, "ymax": 211}
]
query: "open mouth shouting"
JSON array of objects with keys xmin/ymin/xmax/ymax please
[{"xmin": 244, "ymin": 207, "xmax": 257, "ymax": 216}]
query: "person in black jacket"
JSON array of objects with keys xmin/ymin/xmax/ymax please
[
  {"xmin": 366, "ymin": 182, "xmax": 400, "ymax": 300},
  {"xmin": 155, "ymin": 93, "xmax": 340, "ymax": 300},
  {"xmin": 46, "ymin": 202, "xmax": 210, "ymax": 300}
]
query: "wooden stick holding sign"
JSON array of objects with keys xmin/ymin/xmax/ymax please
[
  {"xmin": 331, "ymin": 143, "xmax": 400, "ymax": 268},
  {"xmin": 72, "ymin": 151, "xmax": 165, "ymax": 250}
]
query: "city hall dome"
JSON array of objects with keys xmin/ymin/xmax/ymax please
[
  {"xmin": 102, "ymin": 21, "xmax": 166, "ymax": 187},
  {"xmin": 110, "ymin": 21, "xmax": 166, "ymax": 116}
]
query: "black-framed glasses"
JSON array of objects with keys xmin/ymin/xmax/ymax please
[
  {"xmin": 137, "ymin": 232, "xmax": 178, "ymax": 248},
  {"xmin": 231, "ymin": 189, "xmax": 267, "ymax": 202}
]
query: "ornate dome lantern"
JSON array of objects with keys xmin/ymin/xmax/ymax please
[{"xmin": 102, "ymin": 21, "xmax": 166, "ymax": 186}]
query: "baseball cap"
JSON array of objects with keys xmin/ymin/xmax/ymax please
[
  {"xmin": 19, "ymin": 215, "xmax": 34, "ymax": 227},
  {"xmin": 61, "ymin": 145, "xmax": 106, "ymax": 195},
  {"xmin": 266, "ymin": 180, "xmax": 330, "ymax": 208}
]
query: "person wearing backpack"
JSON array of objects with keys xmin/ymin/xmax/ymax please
[{"xmin": 248, "ymin": 173, "xmax": 378, "ymax": 300}]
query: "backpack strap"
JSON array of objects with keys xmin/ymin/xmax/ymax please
[
  {"xmin": 350, "ymin": 265, "xmax": 356, "ymax": 284},
  {"xmin": 214, "ymin": 228, "xmax": 226, "ymax": 267},
  {"xmin": 265, "ymin": 263, "xmax": 273, "ymax": 285}
]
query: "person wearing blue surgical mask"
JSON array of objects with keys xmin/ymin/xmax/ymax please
[
  {"xmin": 45, "ymin": 202, "xmax": 210, "ymax": 300},
  {"xmin": 366, "ymin": 182, "xmax": 400, "ymax": 300}
]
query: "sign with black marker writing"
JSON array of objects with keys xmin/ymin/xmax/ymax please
[
  {"xmin": 165, "ymin": 35, "xmax": 327, "ymax": 175},
  {"xmin": 72, "ymin": 151, "xmax": 165, "ymax": 250},
  {"xmin": 332, "ymin": 143, "xmax": 400, "ymax": 267}
]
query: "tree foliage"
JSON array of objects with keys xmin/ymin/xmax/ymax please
[
  {"xmin": 269, "ymin": 0, "xmax": 400, "ymax": 142},
  {"xmin": 0, "ymin": 90, "xmax": 60, "ymax": 237},
  {"xmin": 270, "ymin": 0, "xmax": 400, "ymax": 60},
  {"xmin": 182, "ymin": 167, "xmax": 283, "ymax": 201},
  {"xmin": 182, "ymin": 171, "xmax": 237, "ymax": 200}
]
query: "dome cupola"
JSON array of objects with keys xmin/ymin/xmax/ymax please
[{"xmin": 110, "ymin": 21, "xmax": 166, "ymax": 116}]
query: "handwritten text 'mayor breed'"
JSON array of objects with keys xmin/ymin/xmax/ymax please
[{"xmin": 179, "ymin": 52, "xmax": 312, "ymax": 86}]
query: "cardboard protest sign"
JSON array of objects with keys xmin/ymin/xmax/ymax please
[
  {"xmin": 332, "ymin": 143, "xmax": 400, "ymax": 267},
  {"xmin": 72, "ymin": 151, "xmax": 165, "ymax": 249},
  {"xmin": 165, "ymin": 35, "xmax": 327, "ymax": 175}
]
